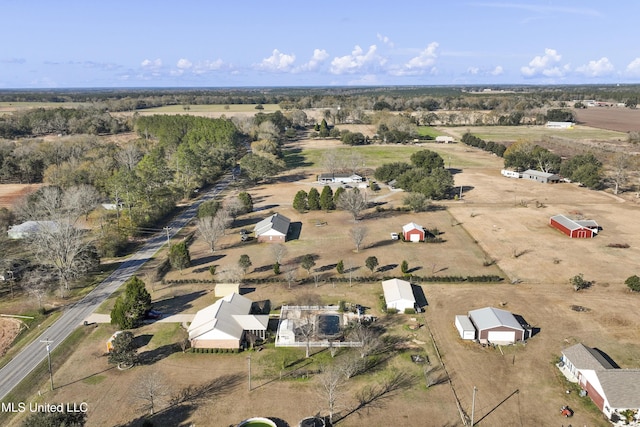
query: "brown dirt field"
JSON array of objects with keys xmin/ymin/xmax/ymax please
[
  {"xmin": 6, "ymin": 139, "xmax": 640, "ymax": 427},
  {"xmin": 0, "ymin": 184, "xmax": 42, "ymax": 209},
  {"xmin": 0, "ymin": 318, "xmax": 22, "ymax": 357},
  {"xmin": 575, "ymin": 107, "xmax": 640, "ymax": 132}
]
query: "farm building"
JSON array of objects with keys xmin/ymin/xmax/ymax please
[
  {"xmin": 468, "ymin": 307, "xmax": 526, "ymax": 344},
  {"xmin": 545, "ymin": 121, "xmax": 575, "ymax": 129},
  {"xmin": 7, "ymin": 221, "xmax": 59, "ymax": 239},
  {"xmin": 521, "ymin": 169, "xmax": 561, "ymax": 184},
  {"xmin": 435, "ymin": 135, "xmax": 454, "ymax": 143},
  {"xmin": 455, "ymin": 315, "xmax": 476, "ymax": 340},
  {"xmin": 549, "ymin": 214, "xmax": 599, "ymax": 238},
  {"xmin": 402, "ymin": 222, "xmax": 425, "ymax": 242},
  {"xmin": 559, "ymin": 343, "xmax": 640, "ymax": 423},
  {"xmin": 317, "ymin": 173, "xmax": 363, "ymax": 184},
  {"xmin": 253, "ymin": 213, "xmax": 291, "ymax": 243},
  {"xmin": 187, "ymin": 293, "xmax": 268, "ymax": 350},
  {"xmin": 382, "ymin": 278, "xmax": 416, "ymax": 312}
]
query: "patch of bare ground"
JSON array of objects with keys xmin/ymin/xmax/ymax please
[
  {"xmin": 0, "ymin": 318, "xmax": 22, "ymax": 357},
  {"xmin": 574, "ymin": 107, "xmax": 640, "ymax": 132},
  {"xmin": 0, "ymin": 184, "xmax": 42, "ymax": 208}
]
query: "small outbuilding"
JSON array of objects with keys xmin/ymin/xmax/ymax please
[
  {"xmin": 402, "ymin": 222, "xmax": 425, "ymax": 242},
  {"xmin": 382, "ymin": 278, "xmax": 416, "ymax": 312},
  {"xmin": 468, "ymin": 307, "xmax": 525, "ymax": 344},
  {"xmin": 254, "ymin": 213, "xmax": 291, "ymax": 243},
  {"xmin": 435, "ymin": 136, "xmax": 454, "ymax": 143},
  {"xmin": 550, "ymin": 215, "xmax": 598, "ymax": 238},
  {"xmin": 521, "ymin": 169, "xmax": 561, "ymax": 184},
  {"xmin": 455, "ymin": 315, "xmax": 476, "ymax": 340}
]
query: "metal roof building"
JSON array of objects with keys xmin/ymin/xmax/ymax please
[{"xmin": 468, "ymin": 307, "xmax": 525, "ymax": 344}]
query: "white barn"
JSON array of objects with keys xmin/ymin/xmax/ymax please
[
  {"xmin": 455, "ymin": 315, "xmax": 476, "ymax": 340},
  {"xmin": 382, "ymin": 278, "xmax": 416, "ymax": 312}
]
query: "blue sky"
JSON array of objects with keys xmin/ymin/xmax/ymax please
[{"xmin": 2, "ymin": 1, "xmax": 639, "ymax": 88}]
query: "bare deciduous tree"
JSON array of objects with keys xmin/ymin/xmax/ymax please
[
  {"xmin": 284, "ymin": 267, "xmax": 297, "ymax": 290},
  {"xmin": 346, "ymin": 322, "xmax": 381, "ymax": 358},
  {"xmin": 133, "ymin": 371, "xmax": 170, "ymax": 415},
  {"xmin": 63, "ymin": 184, "xmax": 101, "ymax": 221},
  {"xmin": 349, "ymin": 225, "xmax": 368, "ymax": 252},
  {"xmin": 196, "ymin": 208, "xmax": 230, "ymax": 253},
  {"xmin": 18, "ymin": 186, "xmax": 99, "ymax": 297},
  {"xmin": 270, "ymin": 243, "xmax": 288, "ymax": 264},
  {"xmin": 23, "ymin": 267, "xmax": 55, "ymax": 310},
  {"xmin": 316, "ymin": 364, "xmax": 347, "ymax": 425},
  {"xmin": 337, "ymin": 188, "xmax": 368, "ymax": 221},
  {"xmin": 114, "ymin": 142, "xmax": 143, "ymax": 171},
  {"xmin": 609, "ymin": 152, "xmax": 631, "ymax": 195}
]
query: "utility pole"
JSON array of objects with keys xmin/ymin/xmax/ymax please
[
  {"xmin": 40, "ymin": 338, "xmax": 54, "ymax": 391},
  {"xmin": 163, "ymin": 227, "xmax": 172, "ymax": 247},
  {"xmin": 247, "ymin": 354, "xmax": 252, "ymax": 391},
  {"xmin": 471, "ymin": 386, "xmax": 477, "ymax": 426}
]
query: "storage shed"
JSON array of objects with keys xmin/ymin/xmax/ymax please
[
  {"xmin": 550, "ymin": 215, "xmax": 598, "ymax": 238},
  {"xmin": 455, "ymin": 315, "xmax": 476, "ymax": 340},
  {"xmin": 522, "ymin": 169, "xmax": 561, "ymax": 183},
  {"xmin": 468, "ymin": 307, "xmax": 525, "ymax": 344},
  {"xmin": 402, "ymin": 222, "xmax": 425, "ymax": 242},
  {"xmin": 382, "ymin": 278, "xmax": 416, "ymax": 312}
]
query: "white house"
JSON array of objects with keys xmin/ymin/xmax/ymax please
[
  {"xmin": 318, "ymin": 173, "xmax": 363, "ymax": 184},
  {"xmin": 253, "ymin": 213, "xmax": 291, "ymax": 243},
  {"xmin": 188, "ymin": 293, "xmax": 269, "ymax": 349},
  {"xmin": 435, "ymin": 136, "xmax": 454, "ymax": 143},
  {"xmin": 382, "ymin": 278, "xmax": 416, "ymax": 312},
  {"xmin": 560, "ymin": 343, "xmax": 640, "ymax": 423},
  {"xmin": 7, "ymin": 221, "xmax": 59, "ymax": 239},
  {"xmin": 546, "ymin": 121, "xmax": 574, "ymax": 129}
]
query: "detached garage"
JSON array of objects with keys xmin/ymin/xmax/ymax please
[
  {"xmin": 468, "ymin": 307, "xmax": 525, "ymax": 344},
  {"xmin": 455, "ymin": 315, "xmax": 476, "ymax": 340},
  {"xmin": 550, "ymin": 214, "xmax": 598, "ymax": 238},
  {"xmin": 382, "ymin": 278, "xmax": 416, "ymax": 312},
  {"xmin": 402, "ymin": 222, "xmax": 425, "ymax": 242}
]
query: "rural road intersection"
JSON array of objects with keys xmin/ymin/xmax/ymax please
[{"xmin": 0, "ymin": 175, "xmax": 231, "ymax": 401}]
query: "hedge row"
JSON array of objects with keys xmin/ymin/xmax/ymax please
[
  {"xmin": 190, "ymin": 347, "xmax": 241, "ymax": 354},
  {"xmin": 163, "ymin": 275, "xmax": 503, "ymax": 286}
]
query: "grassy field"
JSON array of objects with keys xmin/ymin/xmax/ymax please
[
  {"xmin": 416, "ymin": 125, "xmax": 442, "ymax": 138},
  {"xmin": 443, "ymin": 124, "xmax": 626, "ymax": 142}
]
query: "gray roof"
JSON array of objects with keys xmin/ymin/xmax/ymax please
[
  {"xmin": 562, "ymin": 343, "xmax": 615, "ymax": 371},
  {"xmin": 253, "ymin": 213, "xmax": 291, "ymax": 236},
  {"xmin": 455, "ymin": 315, "xmax": 475, "ymax": 331},
  {"xmin": 468, "ymin": 307, "xmax": 523, "ymax": 332},
  {"xmin": 522, "ymin": 169, "xmax": 559, "ymax": 179},
  {"xmin": 597, "ymin": 369, "xmax": 640, "ymax": 408},
  {"xmin": 551, "ymin": 215, "xmax": 597, "ymax": 232}
]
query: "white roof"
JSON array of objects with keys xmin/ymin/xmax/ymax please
[
  {"xmin": 188, "ymin": 293, "xmax": 266, "ymax": 342},
  {"xmin": 402, "ymin": 222, "xmax": 423, "ymax": 233},
  {"xmin": 551, "ymin": 215, "xmax": 598, "ymax": 232},
  {"xmin": 522, "ymin": 169, "xmax": 559, "ymax": 179},
  {"xmin": 7, "ymin": 220, "xmax": 59, "ymax": 237},
  {"xmin": 455, "ymin": 315, "xmax": 475, "ymax": 331},
  {"xmin": 468, "ymin": 307, "xmax": 523, "ymax": 332},
  {"xmin": 382, "ymin": 278, "xmax": 416, "ymax": 304}
]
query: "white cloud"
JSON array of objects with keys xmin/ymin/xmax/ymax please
[
  {"xmin": 193, "ymin": 59, "xmax": 225, "ymax": 74},
  {"xmin": 521, "ymin": 48, "xmax": 568, "ymax": 78},
  {"xmin": 376, "ymin": 33, "xmax": 394, "ymax": 48},
  {"xmin": 330, "ymin": 45, "xmax": 383, "ymax": 75},
  {"xmin": 177, "ymin": 58, "xmax": 193, "ymax": 70},
  {"xmin": 257, "ymin": 49, "xmax": 296, "ymax": 72},
  {"xmin": 491, "ymin": 65, "xmax": 504, "ymax": 76},
  {"xmin": 141, "ymin": 58, "xmax": 162, "ymax": 70},
  {"xmin": 467, "ymin": 67, "xmax": 479, "ymax": 75},
  {"xmin": 576, "ymin": 57, "xmax": 614, "ymax": 77},
  {"xmin": 390, "ymin": 42, "xmax": 438, "ymax": 76},
  {"xmin": 295, "ymin": 49, "xmax": 329, "ymax": 72},
  {"xmin": 626, "ymin": 58, "xmax": 640, "ymax": 77}
]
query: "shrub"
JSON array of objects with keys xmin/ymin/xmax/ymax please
[
  {"xmin": 625, "ymin": 275, "xmax": 640, "ymax": 292},
  {"xmin": 404, "ymin": 308, "xmax": 416, "ymax": 314}
]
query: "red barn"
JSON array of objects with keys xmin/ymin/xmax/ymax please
[
  {"xmin": 550, "ymin": 215, "xmax": 598, "ymax": 238},
  {"xmin": 402, "ymin": 222, "xmax": 425, "ymax": 242}
]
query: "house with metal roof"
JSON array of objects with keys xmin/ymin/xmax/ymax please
[
  {"xmin": 550, "ymin": 214, "xmax": 599, "ymax": 238},
  {"xmin": 521, "ymin": 169, "xmax": 561, "ymax": 183},
  {"xmin": 188, "ymin": 293, "xmax": 268, "ymax": 349},
  {"xmin": 253, "ymin": 212, "xmax": 291, "ymax": 243},
  {"xmin": 468, "ymin": 307, "xmax": 525, "ymax": 344},
  {"xmin": 318, "ymin": 173, "xmax": 363, "ymax": 184},
  {"xmin": 7, "ymin": 221, "xmax": 59, "ymax": 239},
  {"xmin": 382, "ymin": 278, "xmax": 416, "ymax": 312},
  {"xmin": 560, "ymin": 343, "xmax": 640, "ymax": 423}
]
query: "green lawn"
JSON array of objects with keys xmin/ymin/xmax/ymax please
[
  {"xmin": 139, "ymin": 104, "xmax": 281, "ymax": 113},
  {"xmin": 416, "ymin": 126, "xmax": 442, "ymax": 138}
]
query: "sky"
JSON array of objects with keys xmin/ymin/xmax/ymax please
[{"xmin": 2, "ymin": 1, "xmax": 640, "ymax": 88}]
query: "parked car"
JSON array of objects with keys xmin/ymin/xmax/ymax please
[{"xmin": 145, "ymin": 309, "xmax": 163, "ymax": 320}]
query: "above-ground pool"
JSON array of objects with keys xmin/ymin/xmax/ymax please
[
  {"xmin": 317, "ymin": 313, "xmax": 342, "ymax": 338},
  {"xmin": 237, "ymin": 417, "xmax": 277, "ymax": 427}
]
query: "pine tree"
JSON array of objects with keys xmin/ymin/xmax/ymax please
[
  {"xmin": 238, "ymin": 192, "xmax": 253, "ymax": 213},
  {"xmin": 110, "ymin": 276, "xmax": 152, "ymax": 329},
  {"xmin": 320, "ymin": 185, "xmax": 335, "ymax": 210},
  {"xmin": 293, "ymin": 190, "xmax": 308, "ymax": 212},
  {"xmin": 308, "ymin": 187, "xmax": 321, "ymax": 210},
  {"xmin": 169, "ymin": 242, "xmax": 191, "ymax": 271}
]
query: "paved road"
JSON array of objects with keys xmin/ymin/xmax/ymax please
[{"xmin": 0, "ymin": 175, "xmax": 231, "ymax": 401}]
